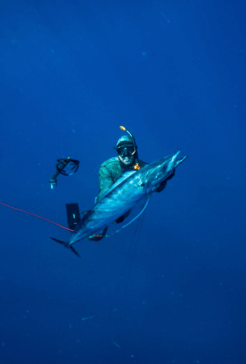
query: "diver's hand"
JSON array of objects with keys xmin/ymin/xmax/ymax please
[
  {"xmin": 155, "ymin": 170, "xmax": 175, "ymax": 192},
  {"xmin": 155, "ymin": 180, "xmax": 167, "ymax": 193},
  {"xmin": 166, "ymin": 170, "xmax": 175, "ymax": 181}
]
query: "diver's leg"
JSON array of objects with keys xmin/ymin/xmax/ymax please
[{"xmin": 88, "ymin": 227, "xmax": 108, "ymax": 241}]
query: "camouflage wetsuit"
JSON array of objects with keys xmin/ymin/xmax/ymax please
[
  {"xmin": 97, "ymin": 156, "xmax": 166, "ymax": 201},
  {"xmin": 88, "ymin": 156, "xmax": 170, "ymax": 240}
]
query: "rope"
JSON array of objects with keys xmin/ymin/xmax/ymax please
[{"xmin": 0, "ymin": 202, "xmax": 74, "ymax": 232}]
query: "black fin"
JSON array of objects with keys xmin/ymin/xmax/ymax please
[
  {"xmin": 65, "ymin": 203, "xmax": 81, "ymax": 230},
  {"xmin": 50, "ymin": 237, "xmax": 68, "ymax": 246},
  {"xmin": 69, "ymin": 245, "xmax": 81, "ymax": 258},
  {"xmin": 50, "ymin": 237, "xmax": 81, "ymax": 258}
]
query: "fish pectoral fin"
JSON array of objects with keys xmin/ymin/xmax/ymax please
[{"xmin": 50, "ymin": 237, "xmax": 81, "ymax": 258}]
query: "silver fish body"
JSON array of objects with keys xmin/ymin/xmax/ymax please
[{"xmin": 69, "ymin": 151, "xmax": 187, "ymax": 246}]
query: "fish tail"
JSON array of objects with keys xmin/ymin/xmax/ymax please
[{"xmin": 50, "ymin": 237, "xmax": 81, "ymax": 258}]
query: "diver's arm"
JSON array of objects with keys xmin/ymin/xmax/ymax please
[{"xmin": 97, "ymin": 166, "xmax": 114, "ymax": 200}]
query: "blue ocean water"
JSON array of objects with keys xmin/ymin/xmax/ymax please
[{"xmin": 0, "ymin": 1, "xmax": 245, "ymax": 363}]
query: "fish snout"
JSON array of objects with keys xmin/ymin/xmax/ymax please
[{"xmin": 166, "ymin": 150, "xmax": 181, "ymax": 172}]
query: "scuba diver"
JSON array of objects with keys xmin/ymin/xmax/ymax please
[
  {"xmin": 86, "ymin": 126, "xmax": 175, "ymax": 241},
  {"xmin": 51, "ymin": 126, "xmax": 174, "ymax": 241}
]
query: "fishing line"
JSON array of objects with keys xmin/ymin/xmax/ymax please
[
  {"xmin": 123, "ymin": 207, "xmax": 146, "ymax": 288},
  {"xmin": 117, "ymin": 196, "xmax": 149, "ymax": 292},
  {"xmin": 107, "ymin": 203, "xmax": 146, "ymax": 337},
  {"xmin": 104, "ymin": 196, "xmax": 149, "ymax": 239},
  {"xmin": 0, "ymin": 202, "xmax": 74, "ymax": 232},
  {"xmin": 119, "ymin": 219, "xmax": 139, "ymax": 282}
]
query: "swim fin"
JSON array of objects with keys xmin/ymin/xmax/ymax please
[{"xmin": 65, "ymin": 203, "xmax": 81, "ymax": 230}]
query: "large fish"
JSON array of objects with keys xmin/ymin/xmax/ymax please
[{"xmin": 51, "ymin": 151, "xmax": 187, "ymax": 257}]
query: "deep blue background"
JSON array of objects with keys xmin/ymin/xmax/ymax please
[{"xmin": 1, "ymin": 1, "xmax": 246, "ymax": 363}]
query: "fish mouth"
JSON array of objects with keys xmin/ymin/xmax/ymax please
[
  {"xmin": 172, "ymin": 150, "xmax": 181, "ymax": 160},
  {"xmin": 175, "ymin": 155, "xmax": 188, "ymax": 167},
  {"xmin": 171, "ymin": 150, "xmax": 188, "ymax": 164},
  {"xmin": 162, "ymin": 150, "xmax": 188, "ymax": 172},
  {"xmin": 165, "ymin": 150, "xmax": 180, "ymax": 172}
]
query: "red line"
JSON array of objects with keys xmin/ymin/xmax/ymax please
[{"xmin": 0, "ymin": 202, "xmax": 74, "ymax": 232}]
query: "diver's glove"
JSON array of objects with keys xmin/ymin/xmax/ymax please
[
  {"xmin": 155, "ymin": 170, "xmax": 175, "ymax": 193},
  {"xmin": 115, "ymin": 215, "xmax": 126, "ymax": 224},
  {"xmin": 155, "ymin": 180, "xmax": 167, "ymax": 193},
  {"xmin": 166, "ymin": 170, "xmax": 175, "ymax": 181},
  {"xmin": 88, "ymin": 227, "xmax": 108, "ymax": 241},
  {"xmin": 88, "ymin": 234, "xmax": 104, "ymax": 242},
  {"xmin": 115, "ymin": 209, "xmax": 131, "ymax": 223}
]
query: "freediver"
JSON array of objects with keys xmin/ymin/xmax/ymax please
[{"xmin": 85, "ymin": 126, "xmax": 175, "ymax": 241}]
